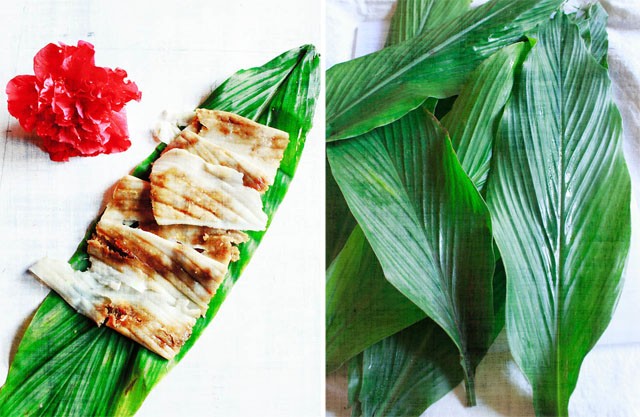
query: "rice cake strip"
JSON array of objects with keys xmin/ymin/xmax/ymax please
[
  {"xmin": 150, "ymin": 149, "xmax": 267, "ymax": 230},
  {"xmin": 30, "ymin": 257, "xmax": 200, "ymax": 360},
  {"xmin": 184, "ymin": 109, "xmax": 289, "ymax": 191}
]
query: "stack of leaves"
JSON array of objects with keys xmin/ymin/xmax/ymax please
[
  {"xmin": 0, "ymin": 45, "xmax": 319, "ymax": 416},
  {"xmin": 326, "ymin": 0, "xmax": 630, "ymax": 416}
]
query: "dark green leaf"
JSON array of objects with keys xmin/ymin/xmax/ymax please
[
  {"xmin": 326, "ymin": 226, "xmax": 424, "ymax": 372},
  {"xmin": 326, "ymin": 0, "xmax": 563, "ymax": 141},
  {"xmin": 328, "ymin": 108, "xmax": 495, "ymax": 404},
  {"xmin": 352, "ymin": 319, "xmax": 463, "ymax": 417},
  {"xmin": 0, "ymin": 45, "xmax": 320, "ymax": 417},
  {"xmin": 486, "ymin": 15, "xmax": 630, "ymax": 417},
  {"xmin": 326, "ymin": 160, "xmax": 356, "ymax": 266}
]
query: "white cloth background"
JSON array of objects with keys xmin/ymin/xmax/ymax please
[
  {"xmin": 0, "ymin": 1, "xmax": 324, "ymax": 416},
  {"xmin": 326, "ymin": 0, "xmax": 640, "ymax": 416}
]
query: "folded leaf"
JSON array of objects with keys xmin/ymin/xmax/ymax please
[
  {"xmin": 442, "ymin": 42, "xmax": 530, "ymax": 191},
  {"xmin": 326, "ymin": 226, "xmax": 424, "ymax": 372},
  {"xmin": 0, "ymin": 45, "xmax": 320, "ymax": 417},
  {"xmin": 328, "ymin": 108, "xmax": 495, "ymax": 405},
  {"xmin": 569, "ymin": 2, "xmax": 608, "ymax": 68},
  {"xmin": 326, "ymin": 0, "xmax": 563, "ymax": 141},
  {"xmin": 486, "ymin": 15, "xmax": 630, "ymax": 417}
]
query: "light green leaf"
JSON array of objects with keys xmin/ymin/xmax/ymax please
[
  {"xmin": 328, "ymin": 108, "xmax": 495, "ymax": 404},
  {"xmin": 0, "ymin": 45, "xmax": 320, "ymax": 417},
  {"xmin": 486, "ymin": 15, "xmax": 630, "ymax": 417},
  {"xmin": 442, "ymin": 42, "xmax": 531, "ymax": 191},
  {"xmin": 350, "ymin": 319, "xmax": 463, "ymax": 417},
  {"xmin": 385, "ymin": 0, "xmax": 471, "ymax": 46},
  {"xmin": 326, "ymin": 0, "xmax": 563, "ymax": 141},
  {"xmin": 570, "ymin": 2, "xmax": 609, "ymax": 68},
  {"xmin": 326, "ymin": 226, "xmax": 424, "ymax": 372}
]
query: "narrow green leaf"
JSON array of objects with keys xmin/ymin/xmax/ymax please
[
  {"xmin": 385, "ymin": 0, "xmax": 471, "ymax": 46},
  {"xmin": 326, "ymin": 160, "xmax": 356, "ymax": 266},
  {"xmin": 0, "ymin": 45, "xmax": 320, "ymax": 417},
  {"xmin": 328, "ymin": 108, "xmax": 495, "ymax": 404},
  {"xmin": 326, "ymin": 226, "xmax": 424, "ymax": 372},
  {"xmin": 326, "ymin": 0, "xmax": 563, "ymax": 141},
  {"xmin": 353, "ymin": 319, "xmax": 464, "ymax": 417},
  {"xmin": 442, "ymin": 42, "xmax": 531, "ymax": 191},
  {"xmin": 569, "ymin": 2, "xmax": 609, "ymax": 68},
  {"xmin": 486, "ymin": 15, "xmax": 630, "ymax": 417}
]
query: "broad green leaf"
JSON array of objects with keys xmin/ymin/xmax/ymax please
[
  {"xmin": 326, "ymin": 0, "xmax": 563, "ymax": 141},
  {"xmin": 385, "ymin": 0, "xmax": 471, "ymax": 46},
  {"xmin": 442, "ymin": 42, "xmax": 530, "ymax": 191},
  {"xmin": 350, "ymin": 319, "xmax": 464, "ymax": 417},
  {"xmin": 326, "ymin": 226, "xmax": 424, "ymax": 372},
  {"xmin": 328, "ymin": 108, "xmax": 495, "ymax": 404},
  {"xmin": 486, "ymin": 15, "xmax": 630, "ymax": 417},
  {"xmin": 0, "ymin": 45, "xmax": 320, "ymax": 417},
  {"xmin": 570, "ymin": 2, "xmax": 608, "ymax": 68}
]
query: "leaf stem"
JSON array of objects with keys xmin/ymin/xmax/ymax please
[{"xmin": 461, "ymin": 358, "xmax": 477, "ymax": 407}]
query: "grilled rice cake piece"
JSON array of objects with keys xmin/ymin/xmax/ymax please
[
  {"xmin": 150, "ymin": 148, "xmax": 267, "ymax": 230},
  {"xmin": 30, "ymin": 256, "xmax": 202, "ymax": 360},
  {"xmin": 103, "ymin": 175, "xmax": 248, "ymax": 263},
  {"xmin": 178, "ymin": 109, "xmax": 289, "ymax": 192}
]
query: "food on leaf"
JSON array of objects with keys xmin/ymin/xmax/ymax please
[
  {"xmin": 29, "ymin": 109, "xmax": 288, "ymax": 359},
  {"xmin": 6, "ymin": 41, "xmax": 141, "ymax": 161}
]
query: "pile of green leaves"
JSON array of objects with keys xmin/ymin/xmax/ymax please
[
  {"xmin": 326, "ymin": 1, "xmax": 630, "ymax": 416},
  {"xmin": 0, "ymin": 45, "xmax": 320, "ymax": 416}
]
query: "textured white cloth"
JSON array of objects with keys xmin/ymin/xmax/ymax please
[
  {"xmin": 0, "ymin": 1, "xmax": 324, "ymax": 416},
  {"xmin": 326, "ymin": 1, "xmax": 640, "ymax": 416}
]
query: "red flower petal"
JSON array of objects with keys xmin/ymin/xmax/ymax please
[{"xmin": 6, "ymin": 41, "xmax": 141, "ymax": 161}]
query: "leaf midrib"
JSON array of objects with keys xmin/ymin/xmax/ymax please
[{"xmin": 328, "ymin": 1, "xmax": 512, "ymax": 126}]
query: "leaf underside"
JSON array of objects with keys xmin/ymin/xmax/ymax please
[
  {"xmin": 0, "ymin": 45, "xmax": 320, "ymax": 417},
  {"xmin": 486, "ymin": 14, "xmax": 630, "ymax": 417}
]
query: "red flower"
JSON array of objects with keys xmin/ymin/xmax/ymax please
[{"xmin": 6, "ymin": 41, "xmax": 141, "ymax": 161}]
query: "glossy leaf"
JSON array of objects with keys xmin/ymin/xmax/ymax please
[
  {"xmin": 328, "ymin": 108, "xmax": 495, "ymax": 404},
  {"xmin": 0, "ymin": 45, "xmax": 320, "ymax": 417},
  {"xmin": 486, "ymin": 15, "xmax": 630, "ymax": 417},
  {"xmin": 442, "ymin": 42, "xmax": 530, "ymax": 191},
  {"xmin": 385, "ymin": 0, "xmax": 470, "ymax": 46},
  {"xmin": 326, "ymin": 0, "xmax": 563, "ymax": 141},
  {"xmin": 326, "ymin": 226, "xmax": 424, "ymax": 372}
]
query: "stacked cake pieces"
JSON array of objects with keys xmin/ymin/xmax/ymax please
[{"xmin": 30, "ymin": 110, "xmax": 289, "ymax": 359}]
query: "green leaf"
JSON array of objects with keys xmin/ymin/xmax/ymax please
[
  {"xmin": 326, "ymin": 0, "xmax": 563, "ymax": 141},
  {"xmin": 0, "ymin": 45, "xmax": 320, "ymax": 417},
  {"xmin": 326, "ymin": 160, "xmax": 356, "ymax": 266},
  {"xmin": 328, "ymin": 108, "xmax": 495, "ymax": 404},
  {"xmin": 351, "ymin": 319, "xmax": 464, "ymax": 417},
  {"xmin": 485, "ymin": 15, "xmax": 630, "ymax": 417},
  {"xmin": 569, "ymin": 2, "xmax": 609, "ymax": 68},
  {"xmin": 326, "ymin": 226, "xmax": 424, "ymax": 372},
  {"xmin": 385, "ymin": 0, "xmax": 471, "ymax": 46},
  {"xmin": 442, "ymin": 42, "xmax": 531, "ymax": 191}
]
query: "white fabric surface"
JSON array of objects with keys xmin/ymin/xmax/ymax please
[
  {"xmin": 0, "ymin": 1, "xmax": 324, "ymax": 416},
  {"xmin": 326, "ymin": 0, "xmax": 640, "ymax": 416}
]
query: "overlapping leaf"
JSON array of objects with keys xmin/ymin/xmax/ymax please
[
  {"xmin": 570, "ymin": 2, "xmax": 608, "ymax": 68},
  {"xmin": 385, "ymin": 0, "xmax": 470, "ymax": 46},
  {"xmin": 326, "ymin": 0, "xmax": 563, "ymax": 141},
  {"xmin": 0, "ymin": 45, "xmax": 320, "ymax": 417},
  {"xmin": 486, "ymin": 15, "xmax": 630, "ymax": 417},
  {"xmin": 349, "ymin": 319, "xmax": 464, "ymax": 417},
  {"xmin": 442, "ymin": 42, "xmax": 530, "ymax": 192},
  {"xmin": 328, "ymin": 108, "xmax": 495, "ymax": 404},
  {"xmin": 326, "ymin": 226, "xmax": 424, "ymax": 372}
]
